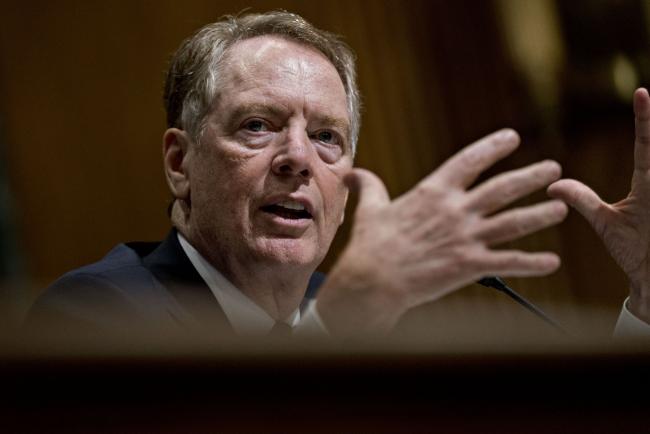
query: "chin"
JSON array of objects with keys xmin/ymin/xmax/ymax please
[{"xmin": 254, "ymin": 237, "xmax": 323, "ymax": 268}]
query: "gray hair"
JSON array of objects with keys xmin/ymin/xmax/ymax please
[{"xmin": 163, "ymin": 10, "xmax": 361, "ymax": 155}]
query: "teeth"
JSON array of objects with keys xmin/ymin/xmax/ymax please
[{"xmin": 276, "ymin": 201, "xmax": 305, "ymax": 211}]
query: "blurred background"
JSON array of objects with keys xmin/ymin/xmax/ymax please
[{"xmin": 0, "ymin": 0, "xmax": 647, "ymax": 335}]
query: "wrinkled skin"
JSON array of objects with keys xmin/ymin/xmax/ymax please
[
  {"xmin": 318, "ymin": 129, "xmax": 568, "ymax": 335},
  {"xmin": 164, "ymin": 36, "xmax": 352, "ymax": 319},
  {"xmin": 548, "ymin": 88, "xmax": 650, "ymax": 324}
]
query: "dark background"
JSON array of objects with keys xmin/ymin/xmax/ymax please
[{"xmin": 0, "ymin": 0, "xmax": 647, "ymax": 332}]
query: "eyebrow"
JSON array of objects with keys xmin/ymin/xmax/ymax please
[{"xmin": 227, "ymin": 103, "xmax": 287, "ymax": 124}]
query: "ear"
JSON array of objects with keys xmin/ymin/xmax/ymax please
[{"xmin": 162, "ymin": 128, "xmax": 192, "ymax": 201}]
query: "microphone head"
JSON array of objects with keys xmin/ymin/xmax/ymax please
[{"xmin": 477, "ymin": 276, "xmax": 507, "ymax": 291}]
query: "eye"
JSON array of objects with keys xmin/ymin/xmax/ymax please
[
  {"xmin": 311, "ymin": 130, "xmax": 339, "ymax": 145},
  {"xmin": 243, "ymin": 119, "xmax": 268, "ymax": 132}
]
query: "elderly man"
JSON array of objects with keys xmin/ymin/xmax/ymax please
[{"xmin": 28, "ymin": 11, "xmax": 650, "ymax": 337}]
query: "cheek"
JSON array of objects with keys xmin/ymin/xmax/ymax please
[
  {"xmin": 321, "ymin": 178, "xmax": 348, "ymax": 226},
  {"xmin": 191, "ymin": 157, "xmax": 251, "ymax": 217},
  {"xmin": 319, "ymin": 159, "xmax": 352, "ymax": 220},
  {"xmin": 195, "ymin": 143, "xmax": 261, "ymax": 190}
]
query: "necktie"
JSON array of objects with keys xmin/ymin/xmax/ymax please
[{"xmin": 268, "ymin": 321, "xmax": 293, "ymax": 338}]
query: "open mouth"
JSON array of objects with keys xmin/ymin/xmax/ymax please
[{"xmin": 261, "ymin": 201, "xmax": 313, "ymax": 220}]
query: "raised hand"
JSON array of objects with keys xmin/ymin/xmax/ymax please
[
  {"xmin": 317, "ymin": 129, "xmax": 568, "ymax": 335},
  {"xmin": 547, "ymin": 88, "xmax": 650, "ymax": 324}
]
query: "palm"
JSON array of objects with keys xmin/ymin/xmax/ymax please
[
  {"xmin": 548, "ymin": 88, "xmax": 650, "ymax": 294},
  {"xmin": 598, "ymin": 197, "xmax": 649, "ymax": 282}
]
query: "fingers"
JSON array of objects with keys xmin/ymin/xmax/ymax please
[
  {"xmin": 634, "ymin": 87, "xmax": 650, "ymax": 171},
  {"xmin": 466, "ymin": 160, "xmax": 562, "ymax": 215},
  {"xmin": 427, "ymin": 128, "xmax": 520, "ymax": 189},
  {"xmin": 345, "ymin": 168, "xmax": 390, "ymax": 220},
  {"xmin": 475, "ymin": 200, "xmax": 568, "ymax": 245},
  {"xmin": 547, "ymin": 179, "xmax": 605, "ymax": 227},
  {"xmin": 479, "ymin": 250, "xmax": 561, "ymax": 277}
]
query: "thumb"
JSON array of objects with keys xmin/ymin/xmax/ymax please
[
  {"xmin": 547, "ymin": 179, "xmax": 605, "ymax": 227},
  {"xmin": 344, "ymin": 168, "xmax": 390, "ymax": 220}
]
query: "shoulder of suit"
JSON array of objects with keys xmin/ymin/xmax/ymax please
[
  {"xmin": 25, "ymin": 239, "xmax": 184, "ymax": 331},
  {"xmin": 35, "ymin": 240, "xmax": 165, "ymax": 308}
]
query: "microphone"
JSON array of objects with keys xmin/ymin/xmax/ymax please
[{"xmin": 477, "ymin": 276, "xmax": 567, "ymax": 334}]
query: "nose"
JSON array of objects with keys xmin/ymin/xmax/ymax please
[{"xmin": 271, "ymin": 127, "xmax": 315, "ymax": 179}]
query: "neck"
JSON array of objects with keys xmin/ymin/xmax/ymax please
[{"xmin": 173, "ymin": 211, "xmax": 312, "ymax": 320}]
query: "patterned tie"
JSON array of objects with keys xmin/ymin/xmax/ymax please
[{"xmin": 268, "ymin": 321, "xmax": 293, "ymax": 338}]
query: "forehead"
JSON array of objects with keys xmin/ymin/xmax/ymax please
[{"xmin": 215, "ymin": 36, "xmax": 349, "ymax": 122}]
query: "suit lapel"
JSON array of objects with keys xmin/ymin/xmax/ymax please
[{"xmin": 142, "ymin": 229, "xmax": 232, "ymax": 333}]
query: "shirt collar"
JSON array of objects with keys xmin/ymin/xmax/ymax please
[{"xmin": 177, "ymin": 232, "xmax": 300, "ymax": 336}]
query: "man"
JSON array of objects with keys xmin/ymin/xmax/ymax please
[{"xmin": 28, "ymin": 11, "xmax": 650, "ymax": 338}]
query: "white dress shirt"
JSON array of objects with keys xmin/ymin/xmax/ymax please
[
  {"xmin": 614, "ymin": 297, "xmax": 650, "ymax": 337},
  {"xmin": 177, "ymin": 233, "xmax": 328, "ymax": 337}
]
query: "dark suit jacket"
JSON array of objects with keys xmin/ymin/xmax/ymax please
[{"xmin": 27, "ymin": 229, "xmax": 325, "ymax": 337}]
